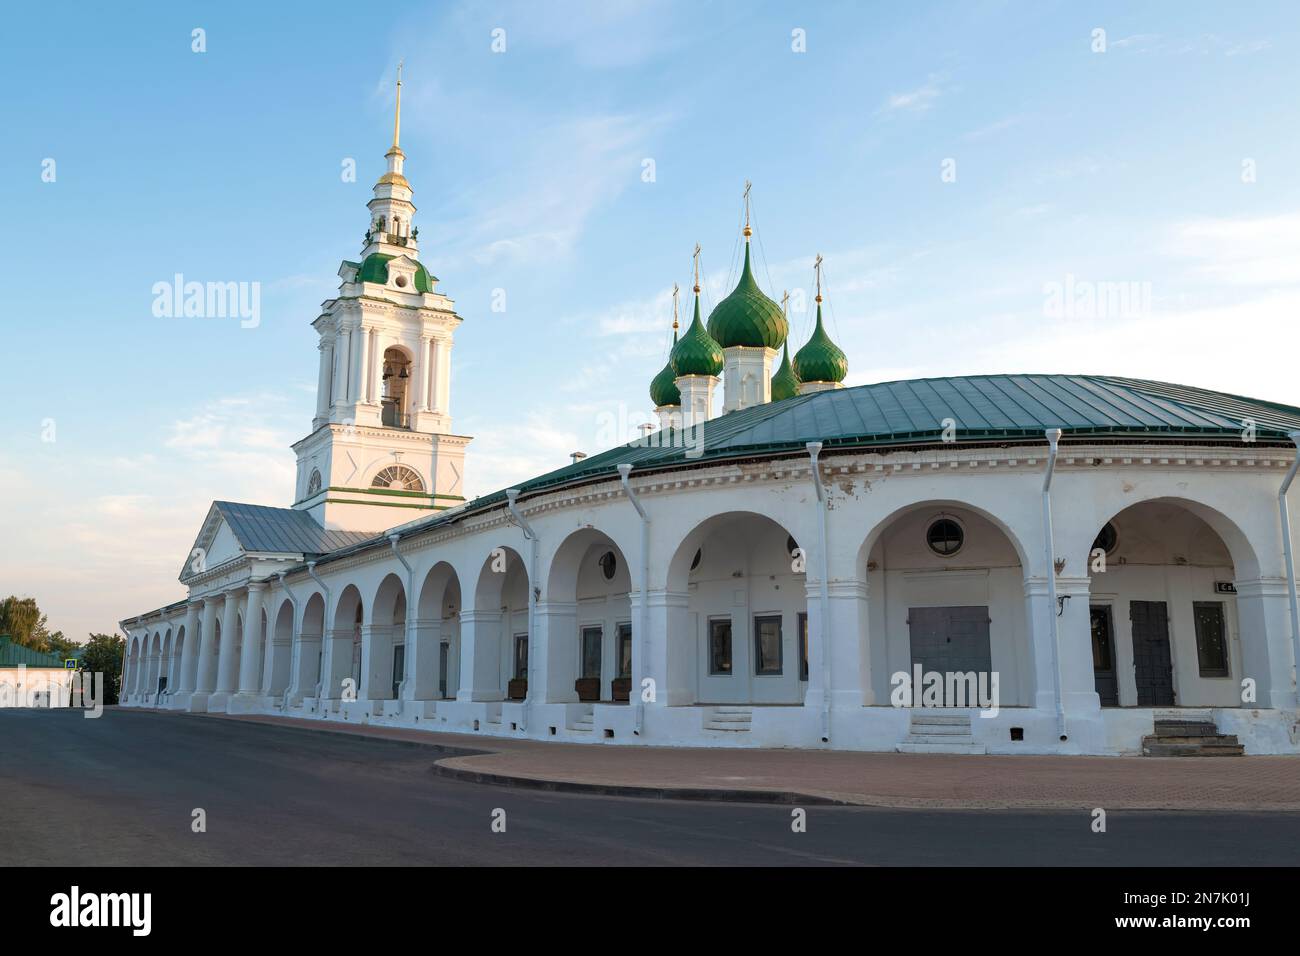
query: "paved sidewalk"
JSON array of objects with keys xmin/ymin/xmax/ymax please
[{"xmin": 200, "ymin": 711, "xmax": 1300, "ymax": 811}]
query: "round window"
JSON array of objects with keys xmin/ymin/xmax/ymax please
[
  {"xmin": 926, "ymin": 518, "xmax": 964, "ymax": 557},
  {"xmin": 1093, "ymin": 522, "xmax": 1118, "ymax": 554},
  {"xmin": 599, "ymin": 551, "xmax": 617, "ymax": 581},
  {"xmin": 394, "ymin": 274, "xmax": 408, "ymax": 288}
]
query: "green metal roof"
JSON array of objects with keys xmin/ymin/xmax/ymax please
[
  {"xmin": 498, "ymin": 374, "xmax": 1300, "ymax": 495},
  {"xmin": 0, "ymin": 637, "xmax": 65, "ymax": 669},
  {"xmin": 296, "ymin": 374, "xmax": 1300, "ymax": 569}
]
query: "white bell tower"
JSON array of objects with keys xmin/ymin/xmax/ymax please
[{"xmin": 292, "ymin": 64, "xmax": 472, "ymax": 533}]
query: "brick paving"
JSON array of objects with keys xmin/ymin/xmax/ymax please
[{"xmin": 201, "ymin": 711, "xmax": 1300, "ymax": 811}]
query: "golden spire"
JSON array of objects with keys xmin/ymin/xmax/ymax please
[
  {"xmin": 692, "ymin": 243, "xmax": 702, "ymax": 293},
  {"xmin": 672, "ymin": 283, "xmax": 680, "ymax": 331},
  {"xmin": 742, "ymin": 180, "xmax": 752, "ymax": 238},
  {"xmin": 814, "ymin": 253, "xmax": 823, "ymax": 303},
  {"xmin": 392, "ymin": 60, "xmax": 404, "ymax": 151}
]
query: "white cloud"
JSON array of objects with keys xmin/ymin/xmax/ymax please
[{"xmin": 879, "ymin": 75, "xmax": 946, "ymax": 113}]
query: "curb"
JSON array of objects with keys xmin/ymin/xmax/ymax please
[
  {"xmin": 429, "ymin": 760, "xmax": 850, "ymax": 805},
  {"xmin": 191, "ymin": 710, "xmax": 848, "ymax": 805}
]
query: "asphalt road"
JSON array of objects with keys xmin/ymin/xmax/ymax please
[{"xmin": 2, "ymin": 707, "xmax": 1298, "ymax": 866}]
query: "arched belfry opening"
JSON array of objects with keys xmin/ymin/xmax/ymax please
[{"xmin": 380, "ymin": 346, "xmax": 412, "ymax": 428}]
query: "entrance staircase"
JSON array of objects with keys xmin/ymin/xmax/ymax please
[
  {"xmin": 705, "ymin": 706, "xmax": 753, "ymax": 733},
  {"xmin": 570, "ymin": 706, "xmax": 595, "ymax": 734},
  {"xmin": 1142, "ymin": 715, "xmax": 1243, "ymax": 756},
  {"xmin": 897, "ymin": 712, "xmax": 986, "ymax": 754}
]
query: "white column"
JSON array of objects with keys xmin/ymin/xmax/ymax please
[
  {"xmin": 435, "ymin": 338, "xmax": 451, "ymax": 414},
  {"xmin": 1023, "ymin": 577, "xmax": 1060, "ymax": 714},
  {"xmin": 359, "ymin": 624, "xmax": 392, "ymax": 701},
  {"xmin": 806, "ymin": 579, "xmax": 873, "ymax": 710},
  {"xmin": 456, "ymin": 610, "xmax": 503, "ymax": 701},
  {"xmin": 234, "ymin": 582, "xmax": 267, "ymax": 701},
  {"xmin": 315, "ymin": 340, "xmax": 333, "ymax": 424},
  {"xmin": 1056, "ymin": 576, "xmax": 1101, "ymax": 715},
  {"xmin": 355, "ymin": 326, "xmax": 371, "ymax": 405},
  {"xmin": 193, "ymin": 599, "xmax": 220, "ymax": 696},
  {"xmin": 427, "ymin": 338, "xmax": 441, "ymax": 412},
  {"xmin": 1235, "ymin": 577, "xmax": 1298, "ymax": 709},
  {"xmin": 211, "ymin": 590, "xmax": 241, "ymax": 709},
  {"xmin": 322, "ymin": 627, "xmax": 353, "ymax": 700},
  {"xmin": 640, "ymin": 589, "xmax": 693, "ymax": 707},
  {"xmin": 333, "ymin": 328, "xmax": 351, "ymax": 409},
  {"xmin": 415, "ymin": 335, "xmax": 430, "ymax": 411},
  {"xmin": 403, "ymin": 617, "xmax": 441, "ymax": 700},
  {"xmin": 532, "ymin": 601, "xmax": 579, "ymax": 703}
]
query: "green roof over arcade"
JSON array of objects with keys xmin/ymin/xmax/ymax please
[{"xmin": 291, "ymin": 374, "xmax": 1300, "ymax": 571}]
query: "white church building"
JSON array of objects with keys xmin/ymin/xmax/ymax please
[{"xmin": 119, "ymin": 80, "xmax": 1300, "ymax": 757}]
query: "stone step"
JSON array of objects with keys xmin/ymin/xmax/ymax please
[
  {"xmin": 1147, "ymin": 734, "xmax": 1240, "ymax": 747},
  {"xmin": 909, "ymin": 713, "xmax": 972, "ymax": 725},
  {"xmin": 897, "ymin": 741, "xmax": 987, "ymax": 755},
  {"xmin": 1143, "ymin": 742, "xmax": 1244, "ymax": 757},
  {"xmin": 909, "ymin": 728, "xmax": 972, "ymax": 738},
  {"xmin": 908, "ymin": 733, "xmax": 984, "ymax": 745},
  {"xmin": 1153, "ymin": 720, "xmax": 1219, "ymax": 737}
]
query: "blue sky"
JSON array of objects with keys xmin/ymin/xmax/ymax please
[{"xmin": 3, "ymin": 0, "xmax": 1298, "ymax": 639}]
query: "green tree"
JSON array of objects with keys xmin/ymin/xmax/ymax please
[
  {"xmin": 0, "ymin": 596, "xmax": 46, "ymax": 649},
  {"xmin": 45, "ymin": 631, "xmax": 79, "ymax": 659},
  {"xmin": 80, "ymin": 633, "xmax": 125, "ymax": 705}
]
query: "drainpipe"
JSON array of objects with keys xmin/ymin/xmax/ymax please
[
  {"xmin": 388, "ymin": 534, "xmax": 416, "ymax": 704},
  {"xmin": 307, "ymin": 561, "xmax": 330, "ymax": 699},
  {"xmin": 806, "ymin": 442, "xmax": 832, "ymax": 744},
  {"xmin": 1041, "ymin": 428, "xmax": 1067, "ymax": 741},
  {"xmin": 1278, "ymin": 431, "xmax": 1300, "ymax": 698},
  {"xmin": 276, "ymin": 571, "xmax": 299, "ymax": 711},
  {"xmin": 617, "ymin": 464, "xmax": 649, "ymax": 736},
  {"xmin": 506, "ymin": 489, "xmax": 538, "ymax": 733}
]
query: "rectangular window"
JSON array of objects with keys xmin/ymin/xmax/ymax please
[
  {"xmin": 513, "ymin": 633, "xmax": 529, "ymax": 680},
  {"xmin": 754, "ymin": 615, "xmax": 783, "ymax": 676},
  {"xmin": 1193, "ymin": 602, "xmax": 1229, "ymax": 678},
  {"xmin": 391, "ymin": 644, "xmax": 406, "ymax": 699},
  {"xmin": 581, "ymin": 626, "xmax": 602, "ymax": 680},
  {"xmin": 616, "ymin": 622, "xmax": 632, "ymax": 679},
  {"xmin": 708, "ymin": 618, "xmax": 733, "ymax": 675}
]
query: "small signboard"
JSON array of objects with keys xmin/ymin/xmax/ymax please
[
  {"xmin": 64, "ymin": 659, "xmax": 77, "ymax": 669},
  {"xmin": 1214, "ymin": 581, "xmax": 1237, "ymax": 594}
]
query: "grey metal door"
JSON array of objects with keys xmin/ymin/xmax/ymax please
[
  {"xmin": 1130, "ymin": 600, "xmax": 1174, "ymax": 707},
  {"xmin": 1090, "ymin": 606, "xmax": 1119, "ymax": 707},
  {"xmin": 908, "ymin": 606, "xmax": 992, "ymax": 705}
]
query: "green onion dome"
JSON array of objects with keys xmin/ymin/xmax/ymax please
[
  {"xmin": 770, "ymin": 341, "xmax": 801, "ymax": 401},
  {"xmin": 650, "ymin": 329, "xmax": 682, "ymax": 407},
  {"xmin": 671, "ymin": 292, "xmax": 724, "ymax": 377},
  {"xmin": 706, "ymin": 242, "xmax": 788, "ymax": 349},
  {"xmin": 357, "ymin": 252, "xmax": 435, "ymax": 293},
  {"xmin": 792, "ymin": 301, "xmax": 848, "ymax": 384}
]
